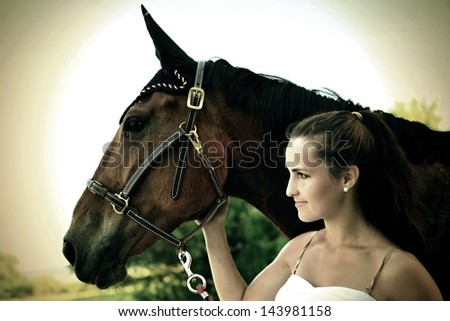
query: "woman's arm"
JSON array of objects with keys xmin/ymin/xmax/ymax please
[
  {"xmin": 376, "ymin": 251, "xmax": 443, "ymax": 300},
  {"xmin": 201, "ymin": 200, "xmax": 305, "ymax": 300},
  {"xmin": 201, "ymin": 201, "xmax": 248, "ymax": 300}
]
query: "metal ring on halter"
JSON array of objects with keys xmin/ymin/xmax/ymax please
[
  {"xmin": 112, "ymin": 192, "xmax": 129, "ymax": 215},
  {"xmin": 178, "ymin": 121, "xmax": 197, "ymax": 136}
]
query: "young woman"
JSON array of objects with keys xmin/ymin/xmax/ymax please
[{"xmin": 201, "ymin": 110, "xmax": 442, "ymax": 300}]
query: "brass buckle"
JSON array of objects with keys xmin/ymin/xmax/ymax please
[
  {"xmin": 112, "ymin": 192, "xmax": 129, "ymax": 215},
  {"xmin": 187, "ymin": 87, "xmax": 205, "ymax": 110}
]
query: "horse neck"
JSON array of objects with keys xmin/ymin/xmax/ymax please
[{"xmin": 219, "ymin": 105, "xmax": 317, "ymax": 238}]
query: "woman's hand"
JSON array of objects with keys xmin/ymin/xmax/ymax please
[{"xmin": 198, "ymin": 197, "xmax": 229, "ymax": 233}]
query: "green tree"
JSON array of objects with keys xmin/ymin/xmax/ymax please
[
  {"xmin": 0, "ymin": 252, "xmax": 33, "ymax": 299},
  {"xmin": 389, "ymin": 96, "xmax": 442, "ymax": 129}
]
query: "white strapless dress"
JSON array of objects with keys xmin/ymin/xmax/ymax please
[{"xmin": 275, "ymin": 275, "xmax": 376, "ymax": 301}]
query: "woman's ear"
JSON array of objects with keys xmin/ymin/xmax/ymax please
[{"xmin": 344, "ymin": 165, "xmax": 360, "ymax": 190}]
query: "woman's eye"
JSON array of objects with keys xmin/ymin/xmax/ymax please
[
  {"xmin": 297, "ymin": 172, "xmax": 309, "ymax": 179},
  {"xmin": 124, "ymin": 116, "xmax": 145, "ymax": 133}
]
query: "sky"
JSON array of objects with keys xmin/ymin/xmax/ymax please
[{"xmin": 0, "ymin": 0, "xmax": 449, "ymax": 273}]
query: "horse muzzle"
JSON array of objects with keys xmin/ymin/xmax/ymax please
[{"xmin": 62, "ymin": 233, "xmax": 128, "ymax": 289}]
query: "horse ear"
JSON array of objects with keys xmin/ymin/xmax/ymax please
[{"xmin": 141, "ymin": 5, "xmax": 195, "ymax": 67}]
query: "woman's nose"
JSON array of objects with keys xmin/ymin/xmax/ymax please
[{"xmin": 285, "ymin": 176, "xmax": 299, "ymax": 197}]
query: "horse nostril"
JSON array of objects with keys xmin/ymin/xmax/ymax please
[{"xmin": 62, "ymin": 240, "xmax": 77, "ymax": 267}]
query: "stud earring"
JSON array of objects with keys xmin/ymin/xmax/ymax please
[{"xmin": 343, "ymin": 186, "xmax": 349, "ymax": 193}]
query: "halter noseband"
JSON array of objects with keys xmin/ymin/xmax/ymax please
[{"xmin": 86, "ymin": 61, "xmax": 226, "ymax": 299}]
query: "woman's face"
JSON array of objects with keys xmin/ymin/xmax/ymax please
[{"xmin": 285, "ymin": 136, "xmax": 345, "ymax": 222}]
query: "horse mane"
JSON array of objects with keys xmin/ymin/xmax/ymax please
[
  {"xmin": 376, "ymin": 111, "xmax": 450, "ymax": 165},
  {"xmin": 130, "ymin": 58, "xmax": 449, "ymax": 165},
  {"xmin": 128, "ymin": 59, "xmax": 364, "ymax": 131},
  {"xmin": 202, "ymin": 59, "xmax": 450, "ymax": 165},
  {"xmin": 204, "ymin": 59, "xmax": 364, "ymax": 132}
]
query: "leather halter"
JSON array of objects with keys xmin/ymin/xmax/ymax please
[{"xmin": 86, "ymin": 61, "xmax": 226, "ymax": 250}]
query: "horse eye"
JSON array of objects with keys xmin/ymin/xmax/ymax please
[{"xmin": 124, "ymin": 116, "xmax": 145, "ymax": 133}]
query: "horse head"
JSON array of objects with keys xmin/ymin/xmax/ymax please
[{"xmin": 62, "ymin": 6, "xmax": 231, "ymax": 288}]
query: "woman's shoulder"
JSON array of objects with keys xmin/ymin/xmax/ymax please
[
  {"xmin": 278, "ymin": 231, "xmax": 320, "ymax": 261},
  {"xmin": 286, "ymin": 230, "xmax": 319, "ymax": 248},
  {"xmin": 374, "ymin": 249, "xmax": 443, "ymax": 300}
]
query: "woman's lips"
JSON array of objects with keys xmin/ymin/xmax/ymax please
[{"xmin": 295, "ymin": 201, "xmax": 307, "ymax": 208}]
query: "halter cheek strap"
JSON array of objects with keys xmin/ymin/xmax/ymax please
[{"xmin": 171, "ymin": 60, "xmax": 205, "ymax": 199}]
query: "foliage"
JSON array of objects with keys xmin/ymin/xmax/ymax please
[
  {"xmin": 124, "ymin": 197, "xmax": 288, "ymax": 300},
  {"xmin": 389, "ymin": 96, "xmax": 443, "ymax": 129},
  {"xmin": 0, "ymin": 252, "xmax": 33, "ymax": 299},
  {"xmin": 226, "ymin": 198, "xmax": 287, "ymax": 283}
]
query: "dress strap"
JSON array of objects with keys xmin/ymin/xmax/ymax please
[
  {"xmin": 364, "ymin": 248, "xmax": 398, "ymax": 294},
  {"xmin": 292, "ymin": 231, "xmax": 318, "ymax": 275}
]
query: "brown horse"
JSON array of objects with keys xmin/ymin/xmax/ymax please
[{"xmin": 62, "ymin": 5, "xmax": 450, "ymax": 299}]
